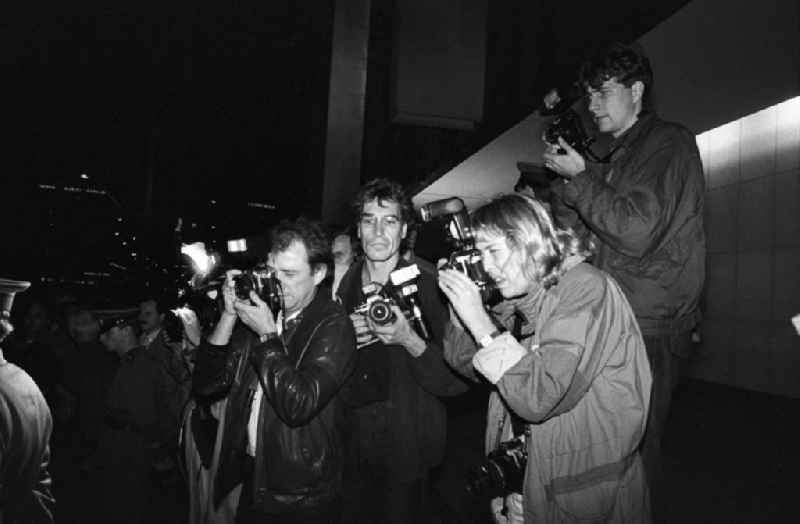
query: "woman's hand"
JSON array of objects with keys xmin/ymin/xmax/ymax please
[{"xmin": 438, "ymin": 268, "xmax": 495, "ymax": 341}]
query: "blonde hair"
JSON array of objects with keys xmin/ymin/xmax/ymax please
[{"xmin": 471, "ymin": 193, "xmax": 592, "ymax": 289}]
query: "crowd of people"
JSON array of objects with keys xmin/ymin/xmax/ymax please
[{"xmin": 1, "ymin": 42, "xmax": 704, "ymax": 524}]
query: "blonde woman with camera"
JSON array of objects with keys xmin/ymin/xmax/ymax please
[{"xmin": 440, "ymin": 194, "xmax": 652, "ymax": 523}]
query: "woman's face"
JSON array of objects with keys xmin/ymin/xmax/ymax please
[{"xmin": 475, "ymin": 231, "xmax": 530, "ymax": 299}]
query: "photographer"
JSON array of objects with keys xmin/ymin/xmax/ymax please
[
  {"xmin": 192, "ymin": 218, "xmax": 356, "ymax": 524},
  {"xmin": 337, "ymin": 178, "xmax": 466, "ymax": 524},
  {"xmin": 440, "ymin": 194, "xmax": 651, "ymax": 523},
  {"xmin": 542, "ymin": 43, "xmax": 705, "ymax": 514}
]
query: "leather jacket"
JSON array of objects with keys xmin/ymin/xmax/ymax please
[{"xmin": 192, "ymin": 290, "xmax": 356, "ymax": 514}]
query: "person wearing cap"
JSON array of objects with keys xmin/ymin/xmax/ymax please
[
  {"xmin": 91, "ymin": 308, "xmax": 178, "ymax": 524},
  {"xmin": 0, "ymin": 278, "xmax": 56, "ymax": 524},
  {"xmin": 192, "ymin": 218, "xmax": 357, "ymax": 523}
]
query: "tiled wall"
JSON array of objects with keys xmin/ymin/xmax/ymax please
[{"xmin": 693, "ymin": 96, "xmax": 800, "ymax": 397}]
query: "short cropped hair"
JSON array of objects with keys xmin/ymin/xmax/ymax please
[
  {"xmin": 471, "ymin": 194, "xmax": 593, "ymax": 290},
  {"xmin": 352, "ymin": 178, "xmax": 416, "ymax": 229},
  {"xmin": 139, "ymin": 295, "xmax": 168, "ymax": 315},
  {"xmin": 579, "ymin": 42, "xmax": 653, "ymax": 106},
  {"xmin": 270, "ymin": 217, "xmax": 332, "ymax": 274},
  {"xmin": 332, "ymin": 227, "xmax": 361, "ymax": 258}
]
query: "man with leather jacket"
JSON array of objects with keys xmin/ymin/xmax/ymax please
[{"xmin": 192, "ymin": 218, "xmax": 356, "ymax": 524}]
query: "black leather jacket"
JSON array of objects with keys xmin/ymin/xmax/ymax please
[{"xmin": 192, "ymin": 291, "xmax": 356, "ymax": 514}]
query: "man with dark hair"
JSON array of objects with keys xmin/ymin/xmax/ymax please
[
  {"xmin": 0, "ymin": 278, "xmax": 55, "ymax": 524},
  {"xmin": 542, "ymin": 42, "xmax": 705, "ymax": 518},
  {"xmin": 331, "ymin": 229, "xmax": 358, "ymax": 298},
  {"xmin": 139, "ymin": 295, "xmax": 166, "ymax": 350},
  {"xmin": 192, "ymin": 218, "xmax": 356, "ymax": 523},
  {"xmin": 338, "ymin": 178, "xmax": 467, "ymax": 524}
]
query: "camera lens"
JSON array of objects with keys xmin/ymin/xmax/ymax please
[
  {"xmin": 368, "ymin": 300, "xmax": 394, "ymax": 325},
  {"xmin": 234, "ymin": 274, "xmax": 253, "ymax": 300}
]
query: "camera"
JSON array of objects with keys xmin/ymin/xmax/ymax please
[
  {"xmin": 544, "ymin": 108, "xmax": 595, "ymax": 157},
  {"xmin": 353, "ymin": 264, "xmax": 429, "ymax": 339},
  {"xmin": 354, "ymin": 282, "xmax": 396, "ymax": 325},
  {"xmin": 180, "ymin": 242, "xmax": 284, "ymax": 317},
  {"xmin": 466, "ymin": 437, "xmax": 528, "ymax": 499},
  {"xmin": 418, "ymin": 197, "xmax": 498, "ymax": 304},
  {"xmin": 233, "ymin": 265, "xmax": 284, "ymax": 316}
]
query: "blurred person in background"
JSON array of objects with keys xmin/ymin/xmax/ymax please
[
  {"xmin": 92, "ymin": 308, "xmax": 180, "ymax": 524},
  {"xmin": 331, "ymin": 229, "xmax": 358, "ymax": 298}
]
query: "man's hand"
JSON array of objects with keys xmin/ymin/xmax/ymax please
[
  {"xmin": 221, "ymin": 270, "xmax": 240, "ymax": 316},
  {"xmin": 234, "ymin": 291, "xmax": 277, "ymax": 338},
  {"xmin": 542, "ymin": 137, "xmax": 586, "ymax": 179},
  {"xmin": 208, "ymin": 270, "xmax": 240, "ymax": 346},
  {"xmin": 350, "ymin": 312, "xmax": 378, "ymax": 348},
  {"xmin": 367, "ymin": 305, "xmax": 426, "ymax": 357},
  {"xmin": 543, "ymin": 88, "xmax": 561, "ymax": 111},
  {"xmin": 438, "ymin": 269, "xmax": 495, "ymax": 342}
]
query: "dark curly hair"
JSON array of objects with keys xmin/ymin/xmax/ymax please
[
  {"xmin": 270, "ymin": 217, "xmax": 332, "ymax": 274},
  {"xmin": 579, "ymin": 42, "xmax": 653, "ymax": 107},
  {"xmin": 351, "ymin": 178, "xmax": 416, "ymax": 230}
]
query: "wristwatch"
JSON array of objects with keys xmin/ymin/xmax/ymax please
[{"xmin": 478, "ymin": 328, "xmax": 504, "ymax": 349}]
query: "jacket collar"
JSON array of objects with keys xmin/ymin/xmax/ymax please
[
  {"xmin": 336, "ymin": 256, "xmax": 414, "ymax": 310},
  {"xmin": 609, "ymin": 111, "xmax": 657, "ymax": 158}
]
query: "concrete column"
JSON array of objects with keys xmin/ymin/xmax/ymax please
[{"xmin": 321, "ymin": 0, "xmax": 371, "ymax": 224}]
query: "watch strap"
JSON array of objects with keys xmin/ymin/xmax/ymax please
[{"xmin": 478, "ymin": 328, "xmax": 504, "ymax": 349}]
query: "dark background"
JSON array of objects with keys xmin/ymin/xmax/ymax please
[{"xmin": 0, "ymin": 0, "xmax": 689, "ymax": 300}]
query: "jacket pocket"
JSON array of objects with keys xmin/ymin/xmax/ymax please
[
  {"xmin": 551, "ymin": 478, "xmax": 620, "ymax": 521},
  {"xmin": 547, "ymin": 454, "xmax": 632, "ymax": 521}
]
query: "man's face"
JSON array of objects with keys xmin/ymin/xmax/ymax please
[
  {"xmin": 23, "ymin": 303, "xmax": 49, "ymax": 336},
  {"xmin": 358, "ymin": 199, "xmax": 407, "ymax": 263},
  {"xmin": 68, "ymin": 310, "xmax": 100, "ymax": 344},
  {"xmin": 585, "ymin": 78, "xmax": 643, "ymax": 138},
  {"xmin": 332, "ymin": 235, "xmax": 354, "ymax": 267},
  {"xmin": 139, "ymin": 300, "xmax": 163, "ymax": 334},
  {"xmin": 268, "ymin": 240, "xmax": 325, "ymax": 316},
  {"xmin": 99, "ymin": 326, "xmax": 123, "ymax": 353}
]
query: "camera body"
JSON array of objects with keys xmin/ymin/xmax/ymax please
[
  {"xmin": 353, "ymin": 264, "xmax": 429, "ymax": 339},
  {"xmin": 466, "ymin": 437, "xmax": 528, "ymax": 499},
  {"xmin": 544, "ymin": 108, "xmax": 594, "ymax": 155},
  {"xmin": 353, "ymin": 282, "xmax": 397, "ymax": 326},
  {"xmin": 233, "ymin": 265, "xmax": 283, "ymax": 316},
  {"xmin": 419, "ymin": 197, "xmax": 498, "ymax": 304}
]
